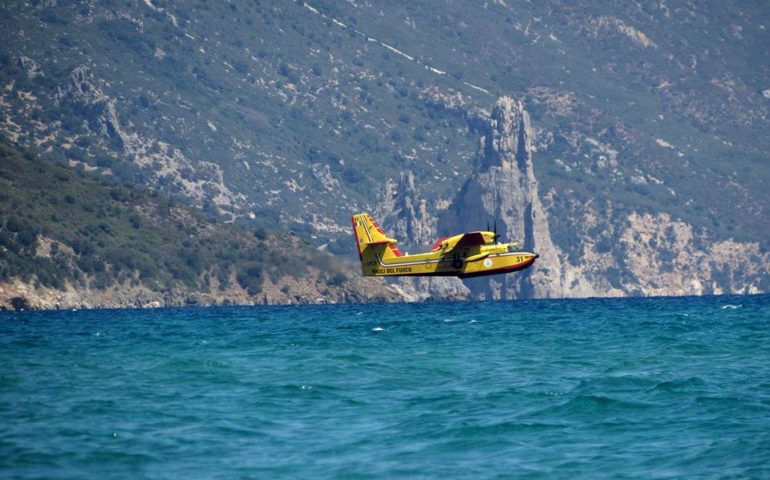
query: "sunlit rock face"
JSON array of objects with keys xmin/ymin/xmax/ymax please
[
  {"xmin": 376, "ymin": 171, "xmax": 470, "ymax": 301},
  {"xmin": 444, "ymin": 96, "xmax": 594, "ymax": 299}
]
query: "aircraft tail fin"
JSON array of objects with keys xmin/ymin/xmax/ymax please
[{"xmin": 351, "ymin": 213, "xmax": 403, "ymax": 274}]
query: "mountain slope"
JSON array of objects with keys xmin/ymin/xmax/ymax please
[
  {"xmin": 1, "ymin": 1, "xmax": 768, "ymax": 298},
  {"xmin": 0, "ymin": 137, "xmax": 400, "ymax": 309}
]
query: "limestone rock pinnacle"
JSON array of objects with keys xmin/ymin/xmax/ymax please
[
  {"xmin": 375, "ymin": 171, "xmax": 437, "ymax": 246},
  {"xmin": 445, "ymin": 96, "xmax": 594, "ymax": 299},
  {"xmin": 375, "ymin": 171, "xmax": 469, "ymax": 300}
]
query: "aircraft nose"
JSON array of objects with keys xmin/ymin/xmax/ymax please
[{"xmin": 534, "ymin": 253, "xmax": 540, "ymax": 259}]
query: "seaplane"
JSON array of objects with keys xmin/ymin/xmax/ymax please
[{"xmin": 352, "ymin": 213, "xmax": 538, "ymax": 278}]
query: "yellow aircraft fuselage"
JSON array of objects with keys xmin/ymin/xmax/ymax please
[{"xmin": 352, "ymin": 213, "xmax": 538, "ymax": 278}]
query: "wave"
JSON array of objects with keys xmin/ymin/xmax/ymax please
[
  {"xmin": 653, "ymin": 377, "xmax": 706, "ymax": 392},
  {"xmin": 720, "ymin": 304, "xmax": 742, "ymax": 310},
  {"xmin": 533, "ymin": 394, "xmax": 658, "ymax": 419}
]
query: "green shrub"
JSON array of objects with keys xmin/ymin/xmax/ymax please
[{"xmin": 236, "ymin": 263, "xmax": 263, "ymax": 295}]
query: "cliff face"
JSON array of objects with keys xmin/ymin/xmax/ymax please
[
  {"xmin": 616, "ymin": 212, "xmax": 769, "ymax": 296},
  {"xmin": 374, "ymin": 171, "xmax": 470, "ymax": 301},
  {"xmin": 378, "ymin": 96, "xmax": 769, "ymax": 300},
  {"xmin": 443, "ymin": 97, "xmax": 594, "ymax": 299},
  {"xmin": 375, "ymin": 171, "xmax": 437, "ymax": 246}
]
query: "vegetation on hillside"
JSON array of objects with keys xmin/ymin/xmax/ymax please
[
  {"xmin": 0, "ymin": 0, "xmax": 767, "ymax": 277},
  {"xmin": 0, "ymin": 137, "xmax": 350, "ymax": 296}
]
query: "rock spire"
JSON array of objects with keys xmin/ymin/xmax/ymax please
[{"xmin": 444, "ymin": 96, "xmax": 593, "ymax": 299}]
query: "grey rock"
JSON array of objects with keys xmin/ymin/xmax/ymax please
[{"xmin": 444, "ymin": 96, "xmax": 594, "ymax": 299}]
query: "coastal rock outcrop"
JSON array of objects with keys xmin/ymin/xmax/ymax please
[
  {"xmin": 617, "ymin": 212, "xmax": 769, "ymax": 295},
  {"xmin": 375, "ymin": 95, "xmax": 768, "ymax": 301},
  {"xmin": 375, "ymin": 171, "xmax": 470, "ymax": 300},
  {"xmin": 443, "ymin": 96, "xmax": 594, "ymax": 299},
  {"xmin": 0, "ymin": 269, "xmax": 405, "ymax": 311},
  {"xmin": 375, "ymin": 171, "xmax": 437, "ymax": 246}
]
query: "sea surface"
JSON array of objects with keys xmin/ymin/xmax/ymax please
[{"xmin": 1, "ymin": 295, "xmax": 769, "ymax": 479}]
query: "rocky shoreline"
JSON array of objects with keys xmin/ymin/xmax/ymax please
[
  {"xmin": 4, "ymin": 277, "xmax": 767, "ymax": 312},
  {"xmin": 0, "ymin": 272, "xmax": 405, "ymax": 312}
]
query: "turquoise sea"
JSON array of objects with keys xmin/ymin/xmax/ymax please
[{"xmin": 1, "ymin": 295, "xmax": 769, "ymax": 479}]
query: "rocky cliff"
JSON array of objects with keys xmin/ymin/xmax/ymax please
[
  {"xmin": 443, "ymin": 96, "xmax": 594, "ymax": 299},
  {"xmin": 52, "ymin": 65, "xmax": 242, "ymax": 214},
  {"xmin": 374, "ymin": 171, "xmax": 470, "ymax": 301},
  {"xmin": 375, "ymin": 171, "xmax": 437, "ymax": 246},
  {"xmin": 378, "ymin": 96, "xmax": 769, "ymax": 299},
  {"xmin": 615, "ymin": 212, "xmax": 768, "ymax": 296}
]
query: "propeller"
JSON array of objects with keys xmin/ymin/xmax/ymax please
[{"xmin": 486, "ymin": 219, "xmax": 501, "ymax": 243}]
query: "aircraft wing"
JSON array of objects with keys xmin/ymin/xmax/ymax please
[{"xmin": 451, "ymin": 232, "xmax": 488, "ymax": 249}]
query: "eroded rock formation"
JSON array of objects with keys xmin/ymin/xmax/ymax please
[
  {"xmin": 375, "ymin": 171, "xmax": 437, "ymax": 246},
  {"xmin": 375, "ymin": 171, "xmax": 470, "ymax": 301},
  {"xmin": 378, "ymin": 95, "xmax": 768, "ymax": 300},
  {"xmin": 617, "ymin": 212, "xmax": 769, "ymax": 295},
  {"xmin": 444, "ymin": 96, "xmax": 594, "ymax": 299}
]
